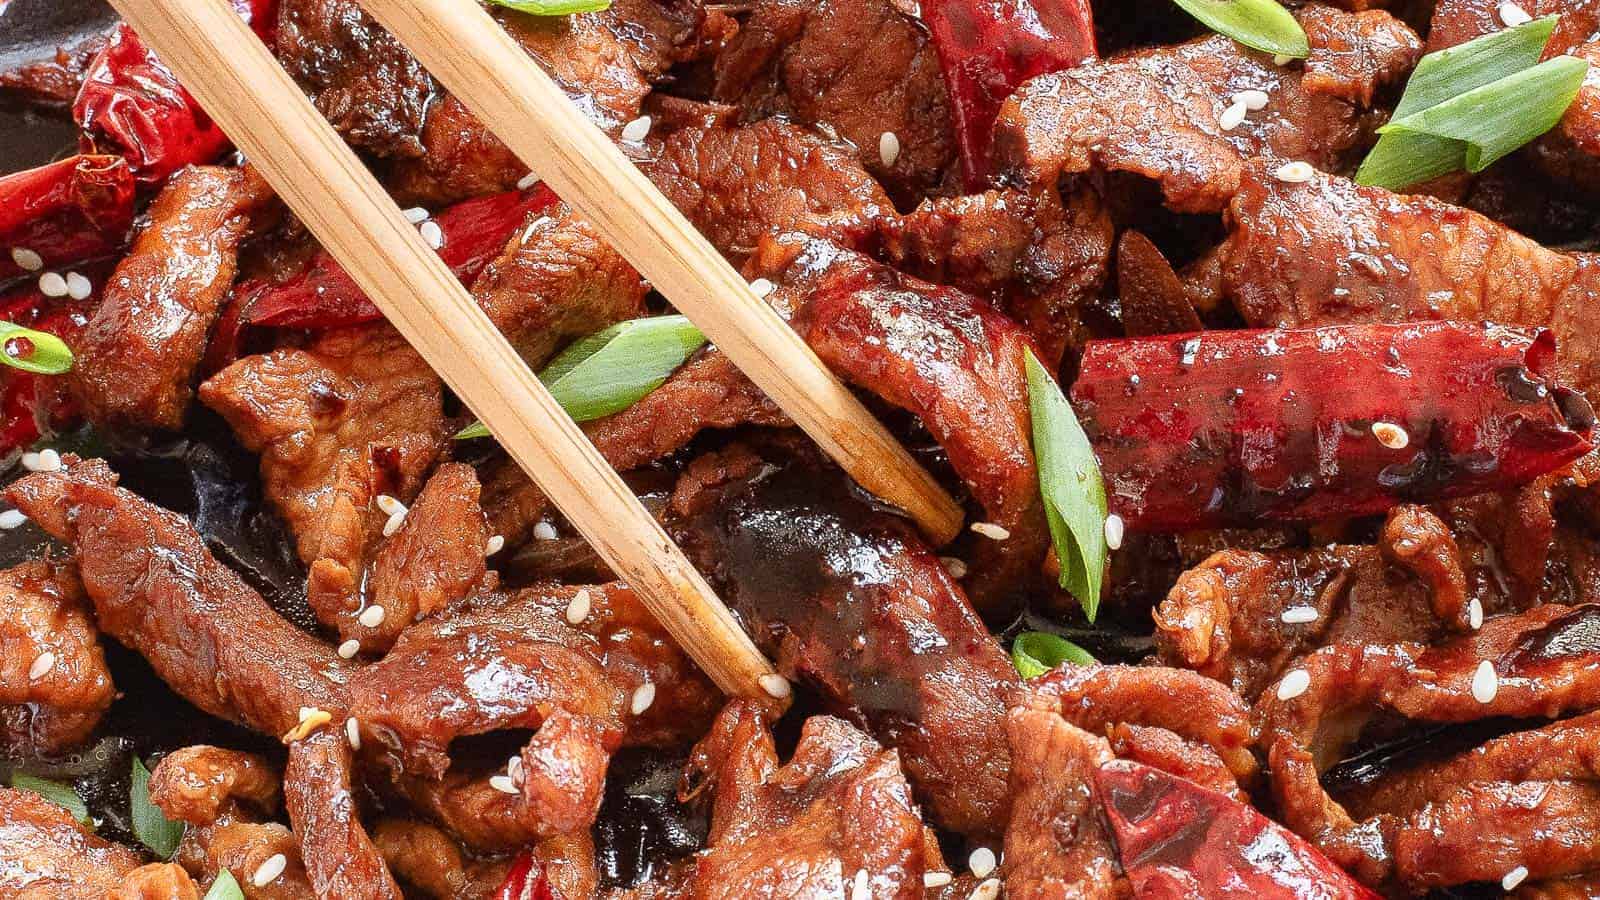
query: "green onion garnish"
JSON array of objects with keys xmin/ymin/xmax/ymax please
[
  {"xmin": 1357, "ymin": 16, "xmax": 1590, "ymax": 190},
  {"xmin": 1011, "ymin": 631, "xmax": 1097, "ymax": 679},
  {"xmin": 457, "ymin": 315, "xmax": 706, "ymax": 440},
  {"xmin": 485, "ymin": 0, "xmax": 611, "ymax": 15},
  {"xmin": 0, "ymin": 322, "xmax": 72, "ymax": 375},
  {"xmin": 10, "ymin": 773, "xmax": 89, "ymax": 824},
  {"xmin": 202, "ymin": 870, "xmax": 245, "ymax": 900},
  {"xmin": 1172, "ymin": 0, "xmax": 1309, "ymax": 59},
  {"xmin": 1025, "ymin": 348, "xmax": 1109, "ymax": 623},
  {"xmin": 131, "ymin": 756, "xmax": 183, "ymax": 859}
]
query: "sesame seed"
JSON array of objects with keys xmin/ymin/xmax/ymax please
[
  {"xmin": 969, "ymin": 847, "xmax": 997, "ymax": 878},
  {"xmin": 337, "ymin": 639, "xmax": 361, "ymax": 659},
  {"xmin": 1234, "ymin": 89, "xmax": 1270, "ymax": 111},
  {"xmin": 533, "ymin": 521, "xmax": 559, "ymax": 541},
  {"xmin": 65, "ymin": 272, "xmax": 92, "ymax": 301},
  {"xmin": 852, "ymin": 869, "xmax": 871, "ymax": 900},
  {"xmin": 760, "ymin": 673, "xmax": 792, "ymax": 699},
  {"xmin": 1277, "ymin": 669, "xmax": 1311, "ymax": 701},
  {"xmin": 517, "ymin": 171, "xmax": 540, "ymax": 191},
  {"xmin": 382, "ymin": 509, "xmax": 406, "ymax": 537},
  {"xmin": 749, "ymin": 278, "xmax": 775, "ymax": 298},
  {"xmin": 1274, "ymin": 161, "xmax": 1316, "ymax": 183},
  {"xmin": 11, "ymin": 248, "xmax": 42, "ymax": 271},
  {"xmin": 36, "ymin": 449, "xmax": 60, "ymax": 472},
  {"xmin": 486, "ymin": 534, "xmax": 505, "ymax": 556},
  {"xmin": 1280, "ymin": 606, "xmax": 1319, "ymax": 625},
  {"xmin": 1472, "ymin": 660, "xmax": 1499, "ymax": 703},
  {"xmin": 1104, "ymin": 514, "xmax": 1125, "ymax": 551},
  {"xmin": 37, "ymin": 272, "xmax": 67, "ymax": 298},
  {"xmin": 401, "ymin": 206, "xmax": 429, "ymax": 224},
  {"xmin": 1469, "ymin": 597, "xmax": 1484, "ymax": 630},
  {"xmin": 346, "ymin": 717, "xmax": 361, "ymax": 750},
  {"xmin": 565, "ymin": 589, "xmax": 592, "ymax": 625},
  {"xmin": 0, "ymin": 510, "xmax": 27, "ymax": 530},
  {"xmin": 1502, "ymin": 866, "xmax": 1529, "ymax": 890},
  {"xmin": 489, "ymin": 774, "xmax": 519, "ymax": 795},
  {"xmin": 419, "ymin": 220, "xmax": 444, "ymax": 250},
  {"xmin": 28, "ymin": 651, "xmax": 55, "ymax": 681},
  {"xmin": 970, "ymin": 879, "xmax": 1001, "ymax": 900},
  {"xmin": 631, "ymin": 682, "xmax": 656, "ymax": 715},
  {"xmin": 970, "ymin": 522, "xmax": 1011, "ymax": 541},
  {"xmin": 621, "ymin": 115, "xmax": 652, "ymax": 143},
  {"xmin": 20, "ymin": 452, "xmax": 41, "ymax": 471},
  {"xmin": 1498, "ymin": 1, "xmax": 1532, "ymax": 26},
  {"xmin": 879, "ymin": 131, "xmax": 901, "ymax": 167},
  {"xmin": 940, "ymin": 557, "xmax": 968, "ymax": 579},
  {"xmin": 359, "ymin": 605, "xmax": 387, "ymax": 628},
  {"xmin": 1217, "ymin": 101, "xmax": 1248, "ymax": 131},
  {"xmin": 924, "ymin": 872, "xmax": 953, "ymax": 888},
  {"xmin": 1372, "ymin": 421, "xmax": 1409, "ymax": 449},
  {"xmin": 375, "ymin": 494, "xmax": 406, "ymax": 516},
  {"xmin": 251, "ymin": 854, "xmax": 288, "ymax": 887},
  {"xmin": 1273, "ymin": 53, "xmax": 1294, "ymax": 66},
  {"xmin": 507, "ymin": 756, "xmax": 523, "ymax": 782}
]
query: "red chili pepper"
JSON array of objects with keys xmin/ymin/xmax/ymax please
[
  {"xmin": 922, "ymin": 0, "xmax": 1096, "ymax": 189},
  {"xmin": 492, "ymin": 851, "xmax": 557, "ymax": 900},
  {"xmin": 0, "ymin": 156, "xmax": 136, "ymax": 281},
  {"xmin": 73, "ymin": 0, "xmax": 277, "ymax": 185},
  {"xmin": 1097, "ymin": 760, "xmax": 1379, "ymax": 899},
  {"xmin": 0, "ymin": 265, "xmax": 109, "ymax": 457},
  {"xmin": 1071, "ymin": 322, "xmax": 1595, "ymax": 532}
]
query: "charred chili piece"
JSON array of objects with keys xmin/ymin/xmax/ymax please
[
  {"xmin": 493, "ymin": 852, "xmax": 556, "ymax": 900},
  {"xmin": 0, "ymin": 156, "xmax": 135, "ymax": 281},
  {"xmin": 1072, "ymin": 322, "xmax": 1596, "ymax": 532},
  {"xmin": 922, "ymin": 0, "xmax": 1096, "ymax": 188},
  {"xmin": 1097, "ymin": 760, "xmax": 1380, "ymax": 899}
]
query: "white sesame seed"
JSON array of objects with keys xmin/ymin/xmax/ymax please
[
  {"xmin": 970, "ymin": 522, "xmax": 1011, "ymax": 541},
  {"xmin": 1469, "ymin": 597, "xmax": 1484, "ymax": 630},
  {"xmin": 485, "ymin": 534, "xmax": 505, "ymax": 556},
  {"xmin": 517, "ymin": 171, "xmax": 540, "ymax": 191},
  {"xmin": 1274, "ymin": 161, "xmax": 1316, "ymax": 183},
  {"xmin": 382, "ymin": 509, "xmax": 407, "ymax": 537},
  {"xmin": 759, "ymin": 673, "xmax": 792, "ymax": 699},
  {"xmin": 621, "ymin": 115, "xmax": 652, "ymax": 143},
  {"xmin": 35, "ymin": 449, "xmax": 60, "ymax": 472},
  {"xmin": 64, "ymin": 272, "xmax": 92, "ymax": 301},
  {"xmin": 11, "ymin": 248, "xmax": 43, "ymax": 271},
  {"xmin": 878, "ymin": 131, "xmax": 901, "ymax": 167},
  {"xmin": 1277, "ymin": 669, "xmax": 1311, "ymax": 701},
  {"xmin": 969, "ymin": 847, "xmax": 997, "ymax": 878},
  {"xmin": 533, "ymin": 521, "xmax": 559, "ymax": 541},
  {"xmin": 0, "ymin": 510, "xmax": 27, "ymax": 530},
  {"xmin": 337, "ymin": 639, "xmax": 361, "ymax": 659},
  {"xmin": 924, "ymin": 872, "xmax": 953, "ymax": 888},
  {"xmin": 419, "ymin": 220, "xmax": 444, "ymax": 250},
  {"xmin": 630, "ymin": 682, "xmax": 656, "ymax": 715},
  {"xmin": 401, "ymin": 206, "xmax": 430, "ymax": 224},
  {"xmin": 251, "ymin": 854, "xmax": 288, "ymax": 887},
  {"xmin": 1234, "ymin": 89, "xmax": 1270, "ymax": 111},
  {"xmin": 851, "ymin": 869, "xmax": 871, "ymax": 900},
  {"xmin": 1502, "ymin": 865, "xmax": 1529, "ymax": 890},
  {"xmin": 970, "ymin": 879, "xmax": 1001, "ymax": 900},
  {"xmin": 1472, "ymin": 660, "xmax": 1499, "ymax": 704},
  {"xmin": 375, "ymin": 494, "xmax": 406, "ymax": 516},
  {"xmin": 1104, "ymin": 514, "xmax": 1125, "ymax": 551},
  {"xmin": 489, "ymin": 774, "xmax": 519, "ymax": 795},
  {"xmin": 28, "ymin": 651, "xmax": 55, "ymax": 681},
  {"xmin": 565, "ymin": 589, "xmax": 592, "ymax": 625},
  {"xmin": 1217, "ymin": 101, "xmax": 1248, "ymax": 131},
  {"xmin": 20, "ymin": 452, "xmax": 41, "ymax": 471},
  {"xmin": 1281, "ymin": 606, "xmax": 1319, "ymax": 625},
  {"xmin": 1273, "ymin": 53, "xmax": 1294, "ymax": 66},
  {"xmin": 1498, "ymin": 1, "xmax": 1532, "ymax": 26},
  {"xmin": 749, "ymin": 278, "xmax": 775, "ymax": 298},
  {"xmin": 346, "ymin": 717, "xmax": 361, "ymax": 750},
  {"xmin": 940, "ymin": 557, "xmax": 968, "ymax": 579},
  {"xmin": 1372, "ymin": 421, "xmax": 1409, "ymax": 450},
  {"xmin": 507, "ymin": 756, "xmax": 523, "ymax": 782},
  {"xmin": 359, "ymin": 605, "xmax": 386, "ymax": 628},
  {"xmin": 37, "ymin": 272, "xmax": 67, "ymax": 298}
]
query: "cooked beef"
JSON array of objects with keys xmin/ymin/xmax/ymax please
[
  {"xmin": 284, "ymin": 726, "xmax": 403, "ymax": 899},
  {"xmin": 710, "ymin": 0, "xmax": 956, "ymax": 203},
  {"xmin": 670, "ymin": 445, "xmax": 1020, "ymax": 838},
  {"xmin": 2, "ymin": 458, "xmax": 352, "ymax": 737},
  {"xmin": 174, "ymin": 816, "xmax": 314, "ymax": 899},
  {"xmin": 149, "ymin": 746, "xmax": 280, "ymax": 826},
  {"xmin": 670, "ymin": 700, "xmax": 927, "ymax": 899},
  {"xmin": 0, "ymin": 786, "xmax": 142, "ymax": 898},
  {"xmin": 71, "ymin": 166, "xmax": 275, "ymax": 430},
  {"xmin": 1425, "ymin": 0, "xmax": 1600, "ymax": 53},
  {"xmin": 371, "ymin": 818, "xmax": 569, "ymax": 898},
  {"xmin": 275, "ymin": 0, "xmax": 434, "ymax": 159},
  {"xmin": 108, "ymin": 863, "xmax": 201, "ymax": 899},
  {"xmin": 0, "ymin": 559, "xmax": 113, "ymax": 754},
  {"xmin": 0, "ymin": 28, "xmax": 111, "ymax": 107},
  {"xmin": 992, "ymin": 6, "xmax": 1419, "ymax": 213},
  {"xmin": 1529, "ymin": 41, "xmax": 1600, "ymax": 195}
]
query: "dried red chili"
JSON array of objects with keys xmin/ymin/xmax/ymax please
[
  {"xmin": 1071, "ymin": 322, "xmax": 1595, "ymax": 532},
  {"xmin": 0, "ymin": 155, "xmax": 136, "ymax": 281},
  {"xmin": 922, "ymin": 0, "xmax": 1096, "ymax": 188},
  {"xmin": 1097, "ymin": 760, "xmax": 1380, "ymax": 899},
  {"xmin": 0, "ymin": 264, "xmax": 108, "ymax": 457},
  {"xmin": 493, "ymin": 851, "xmax": 558, "ymax": 900}
]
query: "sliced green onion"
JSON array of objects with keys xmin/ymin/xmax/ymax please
[
  {"xmin": 485, "ymin": 0, "xmax": 611, "ymax": 15},
  {"xmin": 10, "ymin": 773, "xmax": 89, "ymax": 824},
  {"xmin": 130, "ymin": 756, "xmax": 183, "ymax": 859},
  {"xmin": 202, "ymin": 870, "xmax": 245, "ymax": 900},
  {"xmin": 1011, "ymin": 631, "xmax": 1097, "ymax": 679},
  {"xmin": 1172, "ymin": 0, "xmax": 1308, "ymax": 59},
  {"xmin": 457, "ymin": 315, "xmax": 706, "ymax": 439},
  {"xmin": 1357, "ymin": 17, "xmax": 1590, "ymax": 190},
  {"xmin": 1024, "ymin": 348, "xmax": 1109, "ymax": 623},
  {"xmin": 0, "ymin": 322, "xmax": 72, "ymax": 375}
]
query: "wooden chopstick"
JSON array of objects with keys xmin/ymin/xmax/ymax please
[
  {"xmin": 105, "ymin": 0, "xmax": 786, "ymax": 704},
  {"xmin": 355, "ymin": 0, "xmax": 965, "ymax": 547}
]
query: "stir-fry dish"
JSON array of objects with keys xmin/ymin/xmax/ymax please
[{"xmin": 8, "ymin": 0, "xmax": 1600, "ymax": 896}]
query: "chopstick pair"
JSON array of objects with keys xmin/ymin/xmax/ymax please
[{"xmin": 104, "ymin": 0, "xmax": 964, "ymax": 701}]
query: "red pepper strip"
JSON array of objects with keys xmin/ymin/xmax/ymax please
[
  {"xmin": 922, "ymin": 0, "xmax": 1096, "ymax": 189},
  {"xmin": 0, "ymin": 263, "xmax": 110, "ymax": 457},
  {"xmin": 1071, "ymin": 322, "xmax": 1595, "ymax": 533},
  {"xmin": 0, "ymin": 155, "xmax": 136, "ymax": 281},
  {"xmin": 73, "ymin": 0, "xmax": 277, "ymax": 185},
  {"xmin": 492, "ymin": 852, "xmax": 557, "ymax": 900},
  {"xmin": 1097, "ymin": 760, "xmax": 1380, "ymax": 900}
]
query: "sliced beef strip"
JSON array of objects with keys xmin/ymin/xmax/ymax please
[
  {"xmin": 710, "ymin": 0, "xmax": 956, "ymax": 204},
  {"xmin": 0, "ymin": 786, "xmax": 142, "ymax": 898},
  {"xmin": 0, "ymin": 559, "xmax": 113, "ymax": 754},
  {"xmin": 2, "ymin": 458, "xmax": 352, "ymax": 737},
  {"xmin": 108, "ymin": 863, "xmax": 202, "ymax": 899},
  {"xmin": 371, "ymin": 819, "xmax": 589, "ymax": 899},
  {"xmin": 669, "ymin": 444, "xmax": 1020, "ymax": 839},
  {"xmin": 992, "ymin": 6, "xmax": 1419, "ymax": 213},
  {"xmin": 0, "ymin": 27, "xmax": 112, "ymax": 108},
  {"xmin": 1425, "ymin": 0, "xmax": 1600, "ymax": 53},
  {"xmin": 71, "ymin": 166, "xmax": 275, "ymax": 430},
  {"xmin": 670, "ymin": 700, "xmax": 928, "ymax": 899},
  {"xmin": 174, "ymin": 815, "xmax": 314, "ymax": 900},
  {"xmin": 283, "ymin": 726, "xmax": 403, "ymax": 899},
  {"xmin": 149, "ymin": 746, "xmax": 281, "ymax": 826},
  {"xmin": 1528, "ymin": 41, "xmax": 1600, "ymax": 196}
]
